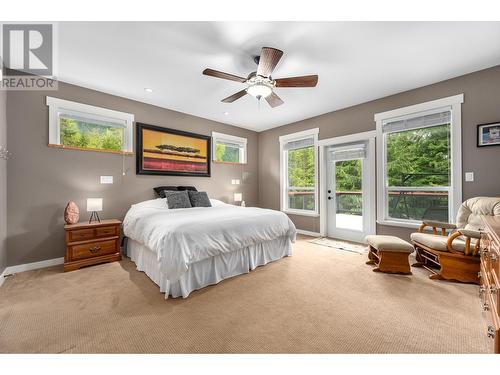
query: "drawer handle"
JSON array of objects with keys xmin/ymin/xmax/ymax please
[
  {"xmin": 488, "ymin": 326, "xmax": 496, "ymax": 339},
  {"xmin": 483, "ymin": 302, "xmax": 490, "ymax": 311},
  {"xmin": 89, "ymin": 246, "xmax": 101, "ymax": 254}
]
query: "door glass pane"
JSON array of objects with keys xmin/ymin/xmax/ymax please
[
  {"xmin": 386, "ymin": 124, "xmax": 450, "ymax": 222},
  {"xmin": 335, "ymin": 159, "xmax": 362, "ymax": 230}
]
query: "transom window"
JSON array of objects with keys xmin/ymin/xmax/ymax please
[
  {"xmin": 375, "ymin": 95, "xmax": 463, "ymax": 227},
  {"xmin": 280, "ymin": 128, "xmax": 319, "ymax": 216},
  {"xmin": 212, "ymin": 132, "xmax": 247, "ymax": 164},
  {"xmin": 47, "ymin": 97, "xmax": 134, "ymax": 153}
]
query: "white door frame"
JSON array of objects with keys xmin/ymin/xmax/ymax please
[{"xmin": 319, "ymin": 131, "xmax": 377, "ymax": 239}]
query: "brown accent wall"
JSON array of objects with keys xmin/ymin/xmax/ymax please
[
  {"xmin": 258, "ymin": 65, "xmax": 500, "ymax": 240},
  {"xmin": 0, "ymin": 90, "xmax": 7, "ymax": 274},
  {"xmin": 6, "ymin": 82, "xmax": 258, "ymax": 266}
]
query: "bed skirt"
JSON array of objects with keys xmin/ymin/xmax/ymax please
[{"xmin": 126, "ymin": 236, "xmax": 293, "ymax": 298}]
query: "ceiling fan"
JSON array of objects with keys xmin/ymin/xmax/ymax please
[{"xmin": 202, "ymin": 47, "xmax": 318, "ymax": 108}]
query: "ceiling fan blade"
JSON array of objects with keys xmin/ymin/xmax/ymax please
[
  {"xmin": 221, "ymin": 89, "xmax": 248, "ymax": 103},
  {"xmin": 275, "ymin": 75, "xmax": 318, "ymax": 88},
  {"xmin": 203, "ymin": 68, "xmax": 246, "ymax": 83},
  {"xmin": 265, "ymin": 92, "xmax": 284, "ymax": 108},
  {"xmin": 257, "ymin": 47, "xmax": 283, "ymax": 77}
]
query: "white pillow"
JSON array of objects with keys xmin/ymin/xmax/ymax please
[
  {"xmin": 209, "ymin": 199, "xmax": 227, "ymax": 207},
  {"xmin": 131, "ymin": 198, "xmax": 168, "ymax": 209}
]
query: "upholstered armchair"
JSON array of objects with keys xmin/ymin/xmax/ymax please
[{"xmin": 411, "ymin": 197, "xmax": 500, "ymax": 283}]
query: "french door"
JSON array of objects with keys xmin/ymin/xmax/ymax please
[{"xmin": 325, "ymin": 140, "xmax": 375, "ymax": 242}]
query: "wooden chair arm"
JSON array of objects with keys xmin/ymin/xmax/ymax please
[
  {"xmin": 419, "ymin": 221, "xmax": 457, "ymax": 236},
  {"xmin": 446, "ymin": 231, "xmax": 463, "ymax": 254},
  {"xmin": 446, "ymin": 229, "xmax": 482, "ymax": 256}
]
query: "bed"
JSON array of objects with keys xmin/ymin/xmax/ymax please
[{"xmin": 122, "ymin": 192, "xmax": 296, "ymax": 298}]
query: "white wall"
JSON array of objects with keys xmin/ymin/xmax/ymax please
[{"xmin": 0, "ymin": 90, "xmax": 7, "ymax": 274}]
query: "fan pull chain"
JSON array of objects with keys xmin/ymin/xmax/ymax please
[{"xmin": 122, "ymin": 152, "xmax": 126, "ymax": 176}]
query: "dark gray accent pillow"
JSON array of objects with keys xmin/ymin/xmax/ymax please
[
  {"xmin": 178, "ymin": 186, "xmax": 198, "ymax": 192},
  {"xmin": 165, "ymin": 191, "xmax": 192, "ymax": 209},
  {"xmin": 154, "ymin": 186, "xmax": 178, "ymax": 198},
  {"xmin": 154, "ymin": 186, "xmax": 197, "ymax": 198},
  {"xmin": 188, "ymin": 191, "xmax": 212, "ymax": 207}
]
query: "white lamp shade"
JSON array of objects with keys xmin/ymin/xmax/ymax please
[
  {"xmin": 87, "ymin": 198, "xmax": 103, "ymax": 212},
  {"xmin": 233, "ymin": 193, "xmax": 242, "ymax": 202}
]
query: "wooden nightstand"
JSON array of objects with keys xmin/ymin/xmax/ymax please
[{"xmin": 64, "ymin": 219, "xmax": 122, "ymax": 272}]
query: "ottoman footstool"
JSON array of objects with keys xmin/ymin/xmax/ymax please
[{"xmin": 365, "ymin": 235, "xmax": 414, "ymax": 275}]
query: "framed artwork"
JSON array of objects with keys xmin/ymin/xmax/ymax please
[
  {"xmin": 136, "ymin": 123, "xmax": 211, "ymax": 177},
  {"xmin": 477, "ymin": 122, "xmax": 500, "ymax": 147}
]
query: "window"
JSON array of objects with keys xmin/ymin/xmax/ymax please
[
  {"xmin": 47, "ymin": 97, "xmax": 134, "ymax": 153},
  {"xmin": 375, "ymin": 95, "xmax": 463, "ymax": 227},
  {"xmin": 212, "ymin": 132, "xmax": 247, "ymax": 164},
  {"xmin": 280, "ymin": 128, "xmax": 319, "ymax": 216}
]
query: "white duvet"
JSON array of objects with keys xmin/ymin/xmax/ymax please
[{"xmin": 123, "ymin": 199, "xmax": 296, "ymax": 282}]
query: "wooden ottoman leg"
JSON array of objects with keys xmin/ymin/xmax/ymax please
[
  {"xmin": 374, "ymin": 251, "xmax": 412, "ymax": 275},
  {"xmin": 366, "ymin": 246, "xmax": 377, "ymax": 265}
]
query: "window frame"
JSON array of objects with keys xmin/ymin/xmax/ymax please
[
  {"xmin": 279, "ymin": 128, "xmax": 319, "ymax": 217},
  {"xmin": 211, "ymin": 131, "xmax": 247, "ymax": 164},
  {"xmin": 46, "ymin": 96, "xmax": 135, "ymax": 153},
  {"xmin": 374, "ymin": 94, "xmax": 463, "ymax": 228}
]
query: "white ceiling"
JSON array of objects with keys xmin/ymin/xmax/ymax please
[{"xmin": 58, "ymin": 22, "xmax": 500, "ymax": 132}]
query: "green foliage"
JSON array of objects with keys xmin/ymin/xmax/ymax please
[
  {"xmin": 215, "ymin": 144, "xmax": 240, "ymax": 163},
  {"xmin": 287, "ymin": 147, "xmax": 315, "ymax": 187},
  {"xmin": 335, "ymin": 159, "xmax": 361, "ymax": 192},
  {"xmin": 60, "ymin": 117, "xmax": 123, "ymax": 151},
  {"xmin": 386, "ymin": 124, "xmax": 450, "ymax": 187}
]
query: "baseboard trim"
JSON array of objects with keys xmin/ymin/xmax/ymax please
[
  {"xmin": 1, "ymin": 257, "xmax": 64, "ymax": 285},
  {"xmin": 0, "ymin": 268, "xmax": 7, "ymax": 287},
  {"xmin": 296, "ymin": 229, "xmax": 321, "ymax": 237}
]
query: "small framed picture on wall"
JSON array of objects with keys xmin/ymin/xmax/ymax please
[{"xmin": 477, "ymin": 122, "xmax": 500, "ymax": 147}]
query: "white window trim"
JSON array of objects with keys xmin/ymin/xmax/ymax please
[
  {"xmin": 46, "ymin": 96, "xmax": 135, "ymax": 153},
  {"xmin": 211, "ymin": 131, "xmax": 247, "ymax": 164},
  {"xmin": 375, "ymin": 94, "xmax": 463, "ymax": 228},
  {"xmin": 279, "ymin": 128, "xmax": 319, "ymax": 217}
]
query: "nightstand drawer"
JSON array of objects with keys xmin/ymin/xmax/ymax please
[
  {"xmin": 71, "ymin": 239, "xmax": 118, "ymax": 260},
  {"xmin": 95, "ymin": 225, "xmax": 119, "ymax": 238},
  {"xmin": 69, "ymin": 228, "xmax": 95, "ymax": 242}
]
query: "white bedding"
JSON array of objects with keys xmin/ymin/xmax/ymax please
[
  {"xmin": 123, "ymin": 199, "xmax": 296, "ymax": 283},
  {"xmin": 127, "ymin": 236, "xmax": 292, "ymax": 298}
]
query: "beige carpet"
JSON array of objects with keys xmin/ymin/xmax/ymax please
[{"xmin": 0, "ymin": 235, "xmax": 492, "ymax": 353}]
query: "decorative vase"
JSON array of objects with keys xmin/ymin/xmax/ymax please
[{"xmin": 64, "ymin": 201, "xmax": 80, "ymax": 224}]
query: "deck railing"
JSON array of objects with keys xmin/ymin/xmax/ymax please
[{"xmin": 288, "ymin": 189, "xmax": 448, "ymax": 221}]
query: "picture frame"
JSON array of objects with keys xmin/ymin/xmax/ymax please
[
  {"xmin": 477, "ymin": 122, "xmax": 500, "ymax": 148},
  {"xmin": 136, "ymin": 123, "xmax": 211, "ymax": 177}
]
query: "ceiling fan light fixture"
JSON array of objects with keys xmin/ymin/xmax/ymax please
[{"xmin": 246, "ymin": 82, "xmax": 273, "ymax": 98}]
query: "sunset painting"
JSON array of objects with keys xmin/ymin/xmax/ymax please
[{"xmin": 136, "ymin": 123, "xmax": 211, "ymax": 176}]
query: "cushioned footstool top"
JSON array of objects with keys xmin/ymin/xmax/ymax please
[{"xmin": 365, "ymin": 235, "xmax": 414, "ymax": 253}]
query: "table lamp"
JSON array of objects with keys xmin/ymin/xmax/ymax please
[
  {"xmin": 233, "ymin": 193, "xmax": 242, "ymax": 206},
  {"xmin": 87, "ymin": 198, "xmax": 103, "ymax": 223}
]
